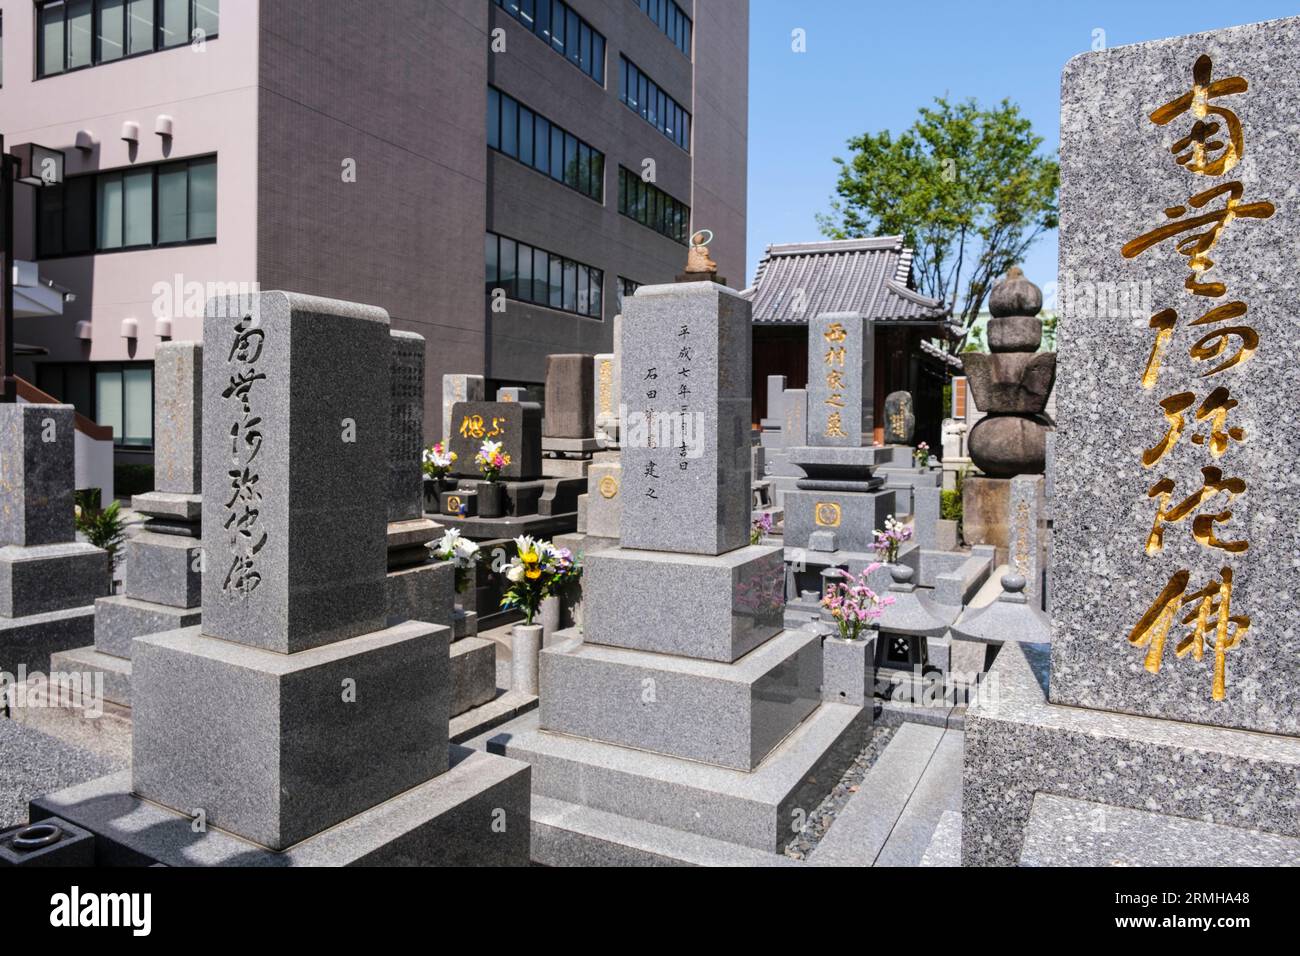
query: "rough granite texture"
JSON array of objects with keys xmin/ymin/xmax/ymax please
[
  {"xmin": 620, "ymin": 282, "xmax": 751, "ymax": 556},
  {"xmin": 93, "ymin": 595, "xmax": 202, "ymax": 659},
  {"xmin": 441, "ymin": 374, "xmax": 484, "ymax": 444},
  {"xmin": 1052, "ymin": 18, "xmax": 1300, "ymax": 734},
  {"xmin": 1020, "ymin": 792, "xmax": 1300, "ymax": 866},
  {"xmin": 152, "ymin": 342, "xmax": 203, "ymax": 495},
  {"xmin": 543, "ymin": 354, "xmax": 595, "ymax": 439},
  {"xmin": 0, "ymin": 606, "xmax": 96, "ymax": 673},
  {"xmin": 0, "ymin": 720, "xmax": 123, "ymax": 830},
  {"xmin": 201, "ymin": 291, "xmax": 390, "ymax": 654},
  {"xmin": 821, "ymin": 635, "xmax": 875, "ymax": 707},
  {"xmin": 123, "ymin": 532, "xmax": 202, "ymax": 609},
  {"xmin": 0, "ymin": 404, "xmax": 75, "ymax": 548},
  {"xmin": 0, "ymin": 543, "xmax": 109, "ymax": 618},
  {"xmin": 131, "ymin": 621, "xmax": 450, "ymax": 851},
  {"xmin": 384, "ymin": 559, "xmax": 454, "ymax": 629},
  {"xmin": 538, "ymin": 628, "xmax": 822, "ymax": 771},
  {"xmin": 963, "ymin": 642, "xmax": 1300, "ymax": 866},
  {"xmin": 582, "ymin": 545, "xmax": 785, "ymax": 663},
  {"xmin": 807, "ymin": 313, "xmax": 871, "ymax": 447},
  {"xmin": 388, "ymin": 330, "xmax": 426, "ymax": 523}
]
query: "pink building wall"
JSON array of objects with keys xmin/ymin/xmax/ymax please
[{"xmin": 0, "ymin": 0, "xmax": 261, "ymax": 364}]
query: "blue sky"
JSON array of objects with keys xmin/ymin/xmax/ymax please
[{"xmin": 746, "ymin": 0, "xmax": 1297, "ymax": 304}]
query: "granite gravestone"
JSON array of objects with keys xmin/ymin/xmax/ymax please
[
  {"xmin": 200, "ymin": 293, "xmax": 390, "ymax": 654},
  {"xmin": 542, "ymin": 354, "xmax": 595, "ymax": 439},
  {"xmin": 441, "ymin": 373, "xmax": 484, "ymax": 444},
  {"xmin": 783, "ymin": 388, "xmax": 808, "ymax": 447},
  {"xmin": 1052, "ymin": 20, "xmax": 1298, "ymax": 734},
  {"xmin": 883, "ymin": 391, "xmax": 915, "ymax": 445},
  {"xmin": 389, "ymin": 331, "xmax": 425, "ymax": 523},
  {"xmin": 807, "ymin": 313, "xmax": 870, "ymax": 448},
  {"xmin": 152, "ymin": 342, "xmax": 203, "ymax": 495},
  {"xmin": 447, "ymin": 400, "xmax": 543, "ymax": 481},
  {"xmin": 620, "ymin": 283, "xmax": 751, "ymax": 555}
]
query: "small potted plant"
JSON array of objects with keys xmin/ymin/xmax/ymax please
[
  {"xmin": 820, "ymin": 564, "xmax": 894, "ymax": 706},
  {"xmin": 475, "ymin": 439, "xmax": 512, "ymax": 518},
  {"xmin": 913, "ymin": 441, "xmax": 931, "ymax": 468},
  {"xmin": 422, "ymin": 441, "xmax": 458, "ymax": 491},
  {"xmin": 74, "ymin": 492, "xmax": 126, "ymax": 592},
  {"xmin": 432, "ymin": 527, "xmax": 480, "ymax": 595},
  {"xmin": 500, "ymin": 536, "xmax": 582, "ymax": 694},
  {"xmin": 749, "ymin": 512, "xmax": 774, "ymax": 545}
]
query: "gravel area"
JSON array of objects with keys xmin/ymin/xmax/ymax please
[{"xmin": 784, "ymin": 722, "xmax": 894, "ymax": 861}]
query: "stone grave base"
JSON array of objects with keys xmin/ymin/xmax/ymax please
[
  {"xmin": 0, "ymin": 542, "xmax": 110, "ymax": 618},
  {"xmin": 93, "ymin": 595, "xmax": 202, "ymax": 659},
  {"xmin": 475, "ymin": 700, "xmax": 871, "ymax": 864},
  {"xmin": 963, "ymin": 641, "xmax": 1300, "ymax": 866},
  {"xmin": 31, "ymin": 747, "xmax": 531, "ymax": 866},
  {"xmin": 782, "ymin": 489, "xmax": 896, "ymax": 552},
  {"xmin": 960, "ymin": 477, "xmax": 1010, "ymax": 564},
  {"xmin": 385, "ymin": 559, "xmax": 454, "ymax": 627},
  {"xmin": 49, "ymin": 644, "xmax": 133, "ymax": 707},
  {"xmin": 0, "ymin": 605, "xmax": 96, "ymax": 674},
  {"xmin": 539, "ymin": 628, "xmax": 821, "ymax": 770},
  {"xmin": 541, "ymin": 458, "xmax": 591, "ymax": 479},
  {"xmin": 450, "ymin": 636, "xmax": 496, "ymax": 716}
]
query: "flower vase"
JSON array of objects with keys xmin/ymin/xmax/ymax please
[
  {"xmin": 477, "ymin": 480, "xmax": 506, "ymax": 518},
  {"xmin": 540, "ymin": 595, "xmax": 562, "ymax": 639},
  {"xmin": 511, "ymin": 623, "xmax": 544, "ymax": 696}
]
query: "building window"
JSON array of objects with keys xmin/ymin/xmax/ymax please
[
  {"xmin": 36, "ymin": 0, "xmax": 219, "ymax": 78},
  {"xmin": 616, "ymin": 277, "xmax": 641, "ymax": 314},
  {"xmin": 631, "ymin": 0, "xmax": 691, "ymax": 57},
  {"xmin": 619, "ymin": 56, "xmax": 690, "ymax": 151},
  {"xmin": 617, "ymin": 167, "xmax": 689, "ymax": 244},
  {"xmin": 36, "ymin": 362, "xmax": 154, "ymax": 449},
  {"xmin": 487, "ymin": 86, "xmax": 605, "ymax": 203},
  {"xmin": 486, "ymin": 232, "xmax": 603, "ymax": 320},
  {"xmin": 37, "ymin": 155, "xmax": 216, "ymax": 258},
  {"xmin": 494, "ymin": 0, "xmax": 604, "ymax": 86}
]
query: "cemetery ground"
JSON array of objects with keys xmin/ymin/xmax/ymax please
[{"xmin": 0, "ymin": 11, "xmax": 1295, "ymax": 934}]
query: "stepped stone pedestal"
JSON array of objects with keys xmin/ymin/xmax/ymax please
[
  {"xmin": 38, "ymin": 292, "xmax": 530, "ymax": 865},
  {"xmin": 0, "ymin": 405, "xmax": 108, "ymax": 676},
  {"xmin": 474, "ymin": 281, "xmax": 873, "ymax": 863},
  {"xmin": 53, "ymin": 343, "xmax": 205, "ymax": 707}
]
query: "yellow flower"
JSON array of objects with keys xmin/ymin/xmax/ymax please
[{"xmin": 520, "ymin": 547, "xmax": 541, "ymax": 580}]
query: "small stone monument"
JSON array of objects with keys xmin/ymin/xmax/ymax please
[
  {"xmin": 883, "ymin": 390, "xmax": 915, "ymax": 445},
  {"xmin": 0, "ymin": 400, "xmax": 110, "ymax": 675},
  {"xmin": 541, "ymin": 353, "xmax": 600, "ymax": 479},
  {"xmin": 36, "ymin": 292, "xmax": 530, "ymax": 865},
  {"xmin": 964, "ymin": 18, "xmax": 1300, "ymax": 866},
  {"xmin": 52, "ymin": 342, "xmax": 204, "ymax": 706},
  {"xmin": 480, "ymin": 280, "xmax": 874, "ymax": 863}
]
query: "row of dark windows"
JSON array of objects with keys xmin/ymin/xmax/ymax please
[
  {"xmin": 36, "ymin": 362, "xmax": 154, "ymax": 449},
  {"xmin": 486, "ymin": 232, "xmax": 604, "ymax": 320},
  {"xmin": 488, "ymin": 87, "xmax": 605, "ymax": 203},
  {"xmin": 36, "ymin": 0, "xmax": 218, "ymax": 78},
  {"xmin": 494, "ymin": 0, "xmax": 605, "ymax": 86},
  {"xmin": 630, "ymin": 0, "xmax": 691, "ymax": 56},
  {"xmin": 619, "ymin": 55, "xmax": 690, "ymax": 151},
  {"xmin": 36, "ymin": 156, "xmax": 217, "ymax": 258},
  {"xmin": 617, "ymin": 167, "xmax": 690, "ymax": 245}
]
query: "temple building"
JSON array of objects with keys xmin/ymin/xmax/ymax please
[{"xmin": 744, "ymin": 236, "xmax": 955, "ymax": 448}]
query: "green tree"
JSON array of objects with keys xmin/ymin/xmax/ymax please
[{"xmin": 818, "ymin": 97, "xmax": 1059, "ymax": 352}]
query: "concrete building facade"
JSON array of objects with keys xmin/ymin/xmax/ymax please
[{"xmin": 1, "ymin": 0, "xmax": 748, "ymax": 471}]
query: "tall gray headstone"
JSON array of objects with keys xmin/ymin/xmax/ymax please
[
  {"xmin": 441, "ymin": 373, "xmax": 484, "ymax": 444},
  {"xmin": 783, "ymin": 388, "xmax": 808, "ymax": 447},
  {"xmin": 1053, "ymin": 19, "xmax": 1297, "ymax": 733},
  {"xmin": 0, "ymin": 405, "xmax": 75, "ymax": 547},
  {"xmin": 201, "ymin": 292, "xmax": 390, "ymax": 653},
  {"xmin": 593, "ymin": 352, "xmax": 620, "ymax": 446},
  {"xmin": 389, "ymin": 331, "xmax": 425, "ymax": 523},
  {"xmin": 807, "ymin": 312, "xmax": 869, "ymax": 447},
  {"xmin": 621, "ymin": 283, "xmax": 751, "ymax": 555},
  {"xmin": 152, "ymin": 342, "xmax": 203, "ymax": 495},
  {"xmin": 543, "ymin": 354, "xmax": 595, "ymax": 439},
  {"xmin": 1008, "ymin": 475, "xmax": 1045, "ymax": 606}
]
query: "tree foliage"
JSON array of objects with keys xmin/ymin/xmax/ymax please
[{"xmin": 818, "ymin": 97, "xmax": 1059, "ymax": 351}]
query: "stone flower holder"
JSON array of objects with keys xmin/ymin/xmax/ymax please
[
  {"xmin": 540, "ymin": 595, "xmax": 562, "ymax": 640},
  {"xmin": 477, "ymin": 480, "xmax": 506, "ymax": 518},
  {"xmin": 821, "ymin": 632, "xmax": 876, "ymax": 707},
  {"xmin": 511, "ymin": 622, "xmax": 543, "ymax": 696}
]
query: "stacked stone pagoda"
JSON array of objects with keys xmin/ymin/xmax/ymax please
[
  {"xmin": 53, "ymin": 342, "xmax": 203, "ymax": 707},
  {"xmin": 35, "ymin": 292, "xmax": 529, "ymax": 865},
  {"xmin": 0, "ymin": 403, "xmax": 109, "ymax": 674},
  {"xmin": 477, "ymin": 282, "xmax": 872, "ymax": 864}
]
